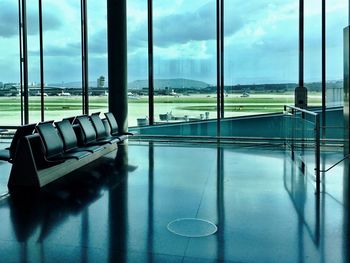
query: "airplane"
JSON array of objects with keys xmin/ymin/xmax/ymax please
[
  {"xmin": 169, "ymin": 89, "xmax": 180, "ymax": 97},
  {"xmin": 58, "ymin": 91, "xmax": 71, "ymax": 96}
]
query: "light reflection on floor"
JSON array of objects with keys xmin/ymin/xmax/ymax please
[{"xmin": 0, "ymin": 142, "xmax": 348, "ymax": 262}]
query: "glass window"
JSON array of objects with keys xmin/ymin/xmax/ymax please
[
  {"xmin": 0, "ymin": 0, "xmax": 21, "ymax": 126},
  {"xmin": 326, "ymin": 0, "xmax": 348, "ymax": 107},
  {"xmin": 27, "ymin": 0, "xmax": 42, "ymax": 123},
  {"xmin": 42, "ymin": 0, "xmax": 83, "ymax": 121},
  {"xmin": 88, "ymin": 0, "xmax": 108, "ymax": 115},
  {"xmin": 224, "ymin": 0, "xmax": 298, "ymax": 117},
  {"xmin": 304, "ymin": 0, "xmax": 322, "ymax": 108},
  {"xmin": 153, "ymin": 0, "xmax": 217, "ymax": 125},
  {"xmin": 127, "ymin": 0, "xmax": 149, "ymax": 127}
]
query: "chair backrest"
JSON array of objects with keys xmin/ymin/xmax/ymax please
[
  {"xmin": 36, "ymin": 121, "xmax": 64, "ymax": 159},
  {"xmin": 104, "ymin": 112, "xmax": 119, "ymax": 135},
  {"xmin": 64, "ymin": 116, "xmax": 76, "ymax": 124},
  {"xmin": 90, "ymin": 112, "xmax": 108, "ymax": 140},
  {"xmin": 55, "ymin": 119, "xmax": 79, "ymax": 151},
  {"xmin": 9, "ymin": 123, "xmax": 37, "ymax": 159},
  {"xmin": 75, "ymin": 115, "xmax": 97, "ymax": 144}
]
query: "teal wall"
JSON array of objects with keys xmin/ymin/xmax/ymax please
[{"xmin": 132, "ymin": 107, "xmax": 343, "ymax": 140}]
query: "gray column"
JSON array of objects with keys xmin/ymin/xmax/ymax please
[
  {"xmin": 107, "ymin": 0, "xmax": 128, "ymax": 133},
  {"xmin": 344, "ymin": 26, "xmax": 350, "ymax": 154}
]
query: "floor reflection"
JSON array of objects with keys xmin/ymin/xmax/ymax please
[
  {"xmin": 4, "ymin": 146, "xmax": 132, "ymax": 262},
  {"xmin": 283, "ymin": 153, "xmax": 321, "ymax": 262},
  {"xmin": 216, "ymin": 146, "xmax": 225, "ymax": 261},
  {"xmin": 343, "ymin": 157, "xmax": 350, "ymax": 262},
  {"xmin": 108, "ymin": 144, "xmax": 129, "ymax": 263},
  {"xmin": 0, "ymin": 143, "xmax": 349, "ymax": 262}
]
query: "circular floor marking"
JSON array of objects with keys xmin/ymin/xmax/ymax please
[{"xmin": 167, "ymin": 218, "xmax": 217, "ymax": 237}]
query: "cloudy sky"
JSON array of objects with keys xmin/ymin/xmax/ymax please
[{"xmin": 0, "ymin": 0, "xmax": 348, "ymax": 85}]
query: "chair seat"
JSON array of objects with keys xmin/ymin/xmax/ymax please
[
  {"xmin": 64, "ymin": 150, "xmax": 91, "ymax": 160},
  {"xmin": 78, "ymin": 145, "xmax": 105, "ymax": 153},
  {"xmin": 111, "ymin": 134, "xmax": 128, "ymax": 142},
  {"xmin": 97, "ymin": 136, "xmax": 120, "ymax": 144},
  {"xmin": 0, "ymin": 149, "xmax": 10, "ymax": 161},
  {"xmin": 50, "ymin": 150, "xmax": 91, "ymax": 161},
  {"xmin": 107, "ymin": 136, "xmax": 121, "ymax": 144}
]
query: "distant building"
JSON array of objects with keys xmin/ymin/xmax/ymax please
[
  {"xmin": 97, "ymin": 76, "xmax": 105, "ymax": 88},
  {"xmin": 0, "ymin": 83, "xmax": 20, "ymax": 96}
]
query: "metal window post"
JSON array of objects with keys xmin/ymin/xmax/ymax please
[
  {"xmin": 321, "ymin": 0, "xmax": 326, "ymax": 138},
  {"xmin": 18, "ymin": 0, "xmax": 24, "ymax": 125},
  {"xmin": 220, "ymin": 0, "xmax": 224, "ymax": 119},
  {"xmin": 299, "ymin": 0, "xmax": 304, "ymax": 88},
  {"xmin": 148, "ymin": 0, "xmax": 154, "ymax": 125},
  {"xmin": 39, "ymin": 0, "xmax": 44, "ymax": 121},
  {"xmin": 216, "ymin": 0, "xmax": 221, "ymax": 137},
  {"xmin": 81, "ymin": 0, "xmax": 89, "ymax": 115},
  {"xmin": 19, "ymin": 0, "xmax": 29, "ymax": 124}
]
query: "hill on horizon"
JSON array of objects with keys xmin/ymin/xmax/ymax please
[
  {"xmin": 128, "ymin": 78, "xmax": 210, "ymax": 90},
  {"xmin": 49, "ymin": 78, "xmax": 210, "ymax": 90}
]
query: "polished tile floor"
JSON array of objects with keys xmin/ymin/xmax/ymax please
[{"xmin": 0, "ymin": 142, "xmax": 349, "ymax": 262}]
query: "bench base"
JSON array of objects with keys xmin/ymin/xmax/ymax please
[{"xmin": 8, "ymin": 134, "xmax": 118, "ymax": 191}]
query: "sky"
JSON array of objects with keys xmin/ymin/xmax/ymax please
[{"xmin": 0, "ymin": 0, "xmax": 348, "ymax": 86}]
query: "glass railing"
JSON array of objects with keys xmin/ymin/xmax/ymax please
[{"xmin": 283, "ymin": 105, "xmax": 321, "ymax": 194}]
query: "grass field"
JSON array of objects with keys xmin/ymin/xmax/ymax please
[{"xmin": 0, "ymin": 93, "xmax": 322, "ymax": 127}]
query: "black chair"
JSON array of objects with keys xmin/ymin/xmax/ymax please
[
  {"xmin": 0, "ymin": 123, "xmax": 37, "ymax": 163},
  {"xmin": 90, "ymin": 112, "xmax": 120, "ymax": 144},
  {"xmin": 55, "ymin": 119, "xmax": 104, "ymax": 153},
  {"xmin": 74, "ymin": 115, "xmax": 110, "ymax": 147},
  {"xmin": 64, "ymin": 116, "xmax": 76, "ymax": 124},
  {"xmin": 36, "ymin": 121, "xmax": 90, "ymax": 161},
  {"xmin": 104, "ymin": 112, "xmax": 133, "ymax": 142}
]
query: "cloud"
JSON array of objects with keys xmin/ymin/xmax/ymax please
[
  {"xmin": 43, "ymin": 56, "xmax": 82, "ymax": 83},
  {"xmin": 0, "ymin": 2, "xmax": 18, "ymax": 38},
  {"xmin": 27, "ymin": 9, "xmax": 62, "ymax": 35},
  {"xmin": 0, "ymin": 57, "xmax": 20, "ymax": 82},
  {"xmin": 0, "ymin": 1, "xmax": 63, "ymax": 38},
  {"xmin": 127, "ymin": 1, "xmax": 294, "ymax": 50},
  {"xmin": 28, "ymin": 43, "xmax": 81, "ymax": 57},
  {"xmin": 89, "ymin": 29, "xmax": 108, "ymax": 55},
  {"xmin": 127, "ymin": 1, "xmax": 243, "ymax": 51},
  {"xmin": 30, "ymin": 30, "xmax": 108, "ymax": 57},
  {"xmin": 223, "ymin": 1, "xmax": 299, "ymax": 52},
  {"xmin": 127, "ymin": 14, "xmax": 148, "ymax": 52},
  {"xmin": 153, "ymin": 2, "xmax": 242, "ymax": 47}
]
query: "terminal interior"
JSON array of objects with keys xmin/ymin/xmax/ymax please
[{"xmin": 1, "ymin": 0, "xmax": 350, "ymax": 262}]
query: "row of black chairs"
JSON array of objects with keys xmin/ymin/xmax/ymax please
[
  {"xmin": 0, "ymin": 112, "xmax": 129, "ymax": 165},
  {"xmin": 6, "ymin": 112, "xmax": 131, "ymax": 190}
]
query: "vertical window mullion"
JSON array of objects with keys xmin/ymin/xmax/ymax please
[
  {"xmin": 39, "ymin": 0, "xmax": 44, "ymax": 122},
  {"xmin": 299, "ymin": 0, "xmax": 304, "ymax": 87},
  {"xmin": 216, "ymin": 0, "xmax": 221, "ymax": 137},
  {"xmin": 21, "ymin": 0, "xmax": 29, "ymax": 124},
  {"xmin": 148, "ymin": 0, "xmax": 154, "ymax": 125},
  {"xmin": 220, "ymin": 0, "xmax": 224, "ymax": 119},
  {"xmin": 18, "ymin": 0, "xmax": 24, "ymax": 125},
  {"xmin": 81, "ymin": 0, "xmax": 89, "ymax": 114},
  {"xmin": 321, "ymin": 0, "xmax": 326, "ymax": 137}
]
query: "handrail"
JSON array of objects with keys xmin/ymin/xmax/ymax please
[
  {"xmin": 320, "ymin": 154, "xmax": 350, "ymax": 173},
  {"xmin": 284, "ymin": 105, "xmax": 319, "ymax": 116},
  {"xmin": 320, "ymin": 126, "xmax": 344, "ymax": 129},
  {"xmin": 131, "ymin": 134, "xmax": 285, "ymax": 141},
  {"xmin": 0, "ymin": 192, "xmax": 9, "ymax": 201}
]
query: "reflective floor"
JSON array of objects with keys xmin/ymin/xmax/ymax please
[{"xmin": 0, "ymin": 142, "xmax": 349, "ymax": 262}]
